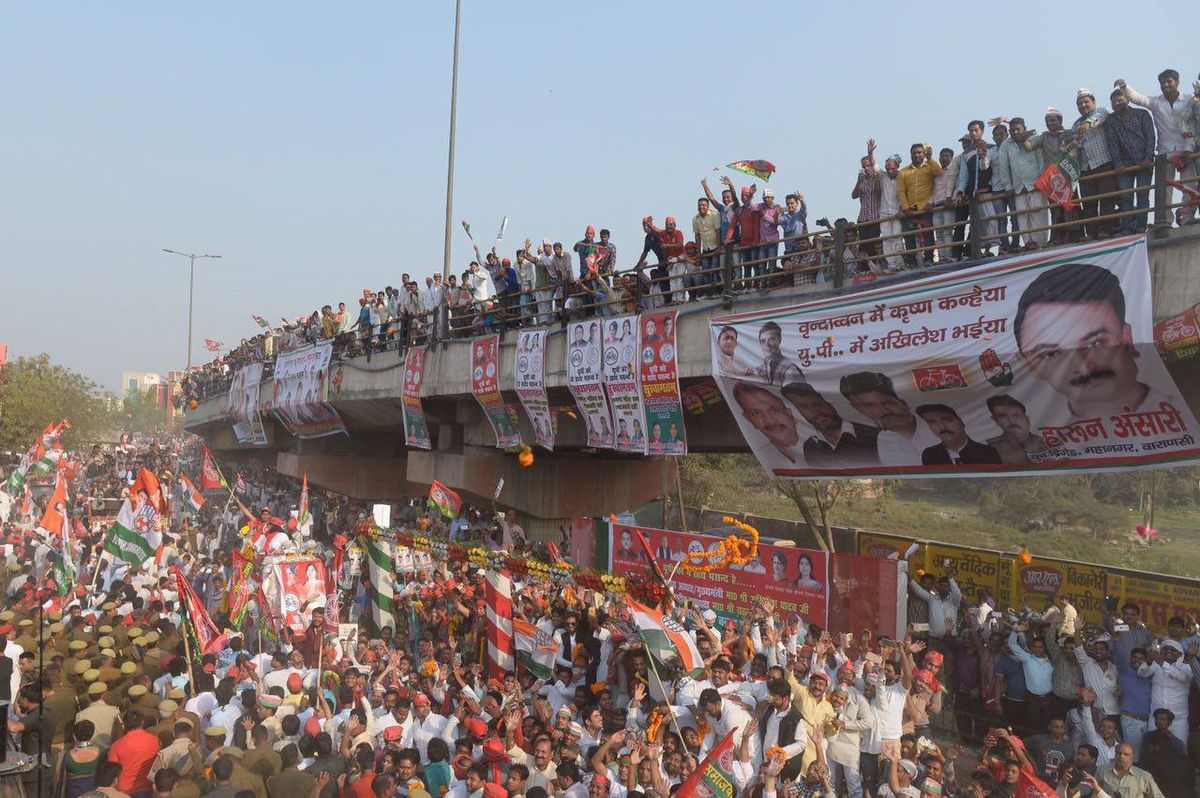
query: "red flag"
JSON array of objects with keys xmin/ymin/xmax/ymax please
[
  {"xmin": 204, "ymin": 339, "xmax": 223, "ymax": 352},
  {"xmin": 1016, "ymin": 767, "xmax": 1058, "ymax": 798},
  {"xmin": 38, "ymin": 471, "xmax": 69, "ymax": 536},
  {"xmin": 677, "ymin": 728, "xmax": 738, "ymax": 798},
  {"xmin": 634, "ymin": 527, "xmax": 669, "ymax": 585},
  {"xmin": 171, "ymin": 565, "xmax": 222, "ymax": 657},
  {"xmin": 131, "ymin": 468, "xmax": 164, "ymax": 512},
  {"xmin": 1033, "ymin": 152, "xmax": 1080, "ymax": 211},
  {"xmin": 200, "ymin": 448, "xmax": 225, "ymax": 491}
]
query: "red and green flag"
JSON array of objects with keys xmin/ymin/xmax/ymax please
[
  {"xmin": 1034, "ymin": 151, "xmax": 1080, "ymax": 211},
  {"xmin": 726, "ymin": 159, "xmax": 776, "ymax": 182},
  {"xmin": 677, "ymin": 728, "xmax": 738, "ymax": 798},
  {"xmin": 428, "ymin": 480, "xmax": 462, "ymax": 519}
]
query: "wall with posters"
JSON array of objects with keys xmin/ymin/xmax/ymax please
[
  {"xmin": 856, "ymin": 531, "xmax": 1200, "ymax": 629},
  {"xmin": 272, "ymin": 342, "xmax": 347, "ymax": 438},
  {"xmin": 711, "ymin": 238, "xmax": 1200, "ymax": 480}
]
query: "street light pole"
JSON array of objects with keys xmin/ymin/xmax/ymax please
[
  {"xmin": 162, "ymin": 249, "xmax": 222, "ymax": 370},
  {"xmin": 441, "ymin": 0, "xmax": 462, "ymax": 279}
]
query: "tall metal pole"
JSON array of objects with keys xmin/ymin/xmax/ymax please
[
  {"xmin": 441, "ymin": 0, "xmax": 462, "ymax": 278},
  {"xmin": 187, "ymin": 254, "xmax": 196, "ymax": 370}
]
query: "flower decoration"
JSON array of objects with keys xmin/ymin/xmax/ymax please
[{"xmin": 681, "ymin": 517, "xmax": 760, "ymax": 574}]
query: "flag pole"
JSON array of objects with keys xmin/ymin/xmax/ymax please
[{"xmin": 643, "ymin": 650, "xmax": 690, "ymax": 753}]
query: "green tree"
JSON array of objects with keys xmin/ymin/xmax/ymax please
[
  {"xmin": 121, "ymin": 386, "xmax": 169, "ymax": 433},
  {"xmin": 0, "ymin": 354, "xmax": 115, "ymax": 453}
]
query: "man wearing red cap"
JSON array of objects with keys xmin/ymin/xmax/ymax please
[
  {"xmin": 729, "ymin": 183, "xmax": 763, "ymax": 287},
  {"xmin": 409, "ymin": 691, "xmax": 457, "ymax": 764}
]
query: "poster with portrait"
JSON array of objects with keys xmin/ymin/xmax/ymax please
[
  {"xmin": 272, "ymin": 342, "xmax": 347, "ymax": 438},
  {"xmin": 608, "ymin": 523, "xmax": 828, "ymax": 628},
  {"xmin": 471, "ymin": 334, "xmax": 521, "ymax": 448},
  {"xmin": 228, "ymin": 362, "xmax": 268, "ymax": 445},
  {"xmin": 514, "ymin": 330, "xmax": 556, "ymax": 451},
  {"xmin": 402, "ymin": 346, "xmax": 432, "ymax": 450},
  {"xmin": 566, "ymin": 319, "xmax": 614, "ymax": 448},
  {"xmin": 601, "ymin": 315, "xmax": 648, "ymax": 454},
  {"xmin": 639, "ymin": 310, "xmax": 687, "ymax": 455},
  {"xmin": 265, "ymin": 558, "xmax": 329, "ymax": 634},
  {"xmin": 711, "ymin": 237, "xmax": 1200, "ymax": 479}
]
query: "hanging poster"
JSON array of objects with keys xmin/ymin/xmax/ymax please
[
  {"xmin": 264, "ymin": 558, "xmax": 328, "ymax": 633},
  {"xmin": 228, "ymin": 362, "xmax": 268, "ymax": 445},
  {"xmin": 639, "ymin": 310, "xmax": 687, "ymax": 455},
  {"xmin": 566, "ymin": 319, "xmax": 614, "ymax": 448},
  {"xmin": 402, "ymin": 346, "xmax": 432, "ymax": 450},
  {"xmin": 471, "ymin": 334, "xmax": 521, "ymax": 448},
  {"xmin": 601, "ymin": 316, "xmax": 648, "ymax": 454},
  {"xmin": 515, "ymin": 330, "xmax": 555, "ymax": 450},
  {"xmin": 272, "ymin": 342, "xmax": 347, "ymax": 438},
  {"xmin": 711, "ymin": 238, "xmax": 1200, "ymax": 479}
]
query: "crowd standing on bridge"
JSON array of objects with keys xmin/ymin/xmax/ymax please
[
  {"xmin": 178, "ymin": 67, "xmax": 1200, "ymax": 407},
  {"xmin": 4, "ymin": 432, "xmax": 1200, "ymax": 798}
]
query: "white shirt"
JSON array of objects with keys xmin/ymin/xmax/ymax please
[
  {"xmin": 1124, "ymin": 85, "xmax": 1188, "ymax": 155},
  {"xmin": 879, "ymin": 175, "xmax": 901, "ymax": 216},
  {"xmin": 209, "ymin": 701, "xmax": 244, "ymax": 745},
  {"xmin": 877, "ymin": 422, "xmax": 940, "ymax": 467},
  {"xmin": 763, "ymin": 706, "xmax": 807, "ymax": 761},
  {"xmin": 407, "ymin": 711, "xmax": 456, "ymax": 763},
  {"xmin": 707, "ymin": 698, "xmax": 758, "ymax": 763},
  {"xmin": 4, "ymin": 641, "xmax": 22, "ymax": 701},
  {"xmin": 1074, "ymin": 647, "xmax": 1120, "ymax": 718},
  {"xmin": 870, "ymin": 679, "xmax": 909, "ymax": 741},
  {"xmin": 908, "ymin": 578, "xmax": 962, "ymax": 638},
  {"xmin": 1139, "ymin": 659, "xmax": 1192, "ymax": 719}
]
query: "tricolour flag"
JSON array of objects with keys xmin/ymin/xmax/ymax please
[
  {"xmin": 365, "ymin": 536, "xmax": 396, "ymax": 631},
  {"xmin": 200, "ymin": 447, "xmax": 228, "ymax": 491},
  {"xmin": 252, "ymin": 314, "xmax": 270, "ymax": 329},
  {"xmin": 677, "ymin": 728, "xmax": 738, "ymax": 798},
  {"xmin": 37, "ymin": 470, "xmax": 69, "ymax": 536},
  {"xmin": 51, "ymin": 509, "xmax": 75, "ymax": 596},
  {"xmin": 427, "ymin": 480, "xmax": 462, "ymax": 519},
  {"xmin": 625, "ymin": 595, "xmax": 705, "ymax": 677},
  {"xmin": 298, "ymin": 474, "xmax": 311, "ymax": 526},
  {"xmin": 726, "ymin": 159, "xmax": 776, "ymax": 182},
  {"xmin": 484, "ymin": 569, "xmax": 514, "ymax": 679},
  {"xmin": 180, "ymin": 474, "xmax": 205, "ymax": 511},
  {"xmin": 103, "ymin": 499, "xmax": 161, "ymax": 567},
  {"xmin": 514, "ymin": 617, "xmax": 556, "ymax": 680}
]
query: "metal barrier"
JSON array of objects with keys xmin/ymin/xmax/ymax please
[{"xmin": 184, "ymin": 155, "xmax": 1199, "ymax": 405}]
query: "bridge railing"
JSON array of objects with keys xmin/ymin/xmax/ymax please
[{"xmin": 183, "ymin": 155, "xmax": 1198, "ymax": 405}]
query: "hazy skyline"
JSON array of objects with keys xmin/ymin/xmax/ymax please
[{"xmin": 3, "ymin": 1, "xmax": 1194, "ymax": 391}]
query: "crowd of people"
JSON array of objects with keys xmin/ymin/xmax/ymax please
[
  {"xmin": 3, "ymin": 432, "xmax": 1200, "ymax": 798},
  {"xmin": 177, "ymin": 70, "xmax": 1200, "ymax": 406}
]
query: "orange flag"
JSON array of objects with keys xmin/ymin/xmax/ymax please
[{"xmin": 38, "ymin": 471, "xmax": 69, "ymax": 536}]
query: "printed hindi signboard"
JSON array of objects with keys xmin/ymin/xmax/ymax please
[
  {"xmin": 711, "ymin": 238, "xmax": 1200, "ymax": 479},
  {"xmin": 471, "ymin": 334, "xmax": 521, "ymax": 448},
  {"xmin": 272, "ymin": 342, "xmax": 347, "ymax": 438},
  {"xmin": 566, "ymin": 319, "xmax": 614, "ymax": 448},
  {"xmin": 639, "ymin": 310, "xmax": 687, "ymax": 455},
  {"xmin": 402, "ymin": 346, "xmax": 432, "ymax": 450},
  {"xmin": 515, "ymin": 330, "xmax": 555, "ymax": 451},
  {"xmin": 602, "ymin": 315, "xmax": 648, "ymax": 454}
]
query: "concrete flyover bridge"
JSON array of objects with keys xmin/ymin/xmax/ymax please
[{"xmin": 185, "ymin": 221, "xmax": 1200, "ymax": 526}]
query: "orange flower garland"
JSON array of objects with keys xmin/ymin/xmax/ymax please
[{"xmin": 681, "ymin": 517, "xmax": 760, "ymax": 574}]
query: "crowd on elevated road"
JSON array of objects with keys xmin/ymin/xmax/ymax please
[
  {"xmin": 4, "ymin": 429, "xmax": 1200, "ymax": 798},
  {"xmin": 180, "ymin": 69, "xmax": 1200, "ymax": 407}
]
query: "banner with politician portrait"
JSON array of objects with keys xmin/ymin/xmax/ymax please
[
  {"xmin": 514, "ymin": 330, "xmax": 555, "ymax": 451},
  {"xmin": 608, "ymin": 523, "xmax": 829, "ymax": 628},
  {"xmin": 471, "ymin": 334, "xmax": 521, "ymax": 448},
  {"xmin": 264, "ymin": 557, "xmax": 329, "ymax": 634},
  {"xmin": 566, "ymin": 319, "xmax": 614, "ymax": 448},
  {"xmin": 711, "ymin": 237, "xmax": 1200, "ymax": 479},
  {"xmin": 602, "ymin": 315, "xmax": 648, "ymax": 454},
  {"xmin": 272, "ymin": 341, "xmax": 347, "ymax": 439},
  {"xmin": 228, "ymin": 362, "xmax": 268, "ymax": 445},
  {"xmin": 639, "ymin": 310, "xmax": 687, "ymax": 456},
  {"xmin": 402, "ymin": 346, "xmax": 432, "ymax": 450}
]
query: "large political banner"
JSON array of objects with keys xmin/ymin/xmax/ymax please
[
  {"xmin": 471, "ymin": 334, "xmax": 521, "ymax": 448},
  {"xmin": 263, "ymin": 558, "xmax": 328, "ymax": 634},
  {"xmin": 639, "ymin": 310, "xmax": 687, "ymax": 455},
  {"xmin": 228, "ymin": 362, "xmax": 268, "ymax": 445},
  {"xmin": 515, "ymin": 330, "xmax": 555, "ymax": 451},
  {"xmin": 272, "ymin": 342, "xmax": 347, "ymax": 438},
  {"xmin": 566, "ymin": 319, "xmax": 614, "ymax": 448},
  {"xmin": 402, "ymin": 346, "xmax": 431, "ymax": 450},
  {"xmin": 602, "ymin": 316, "xmax": 647, "ymax": 454},
  {"xmin": 712, "ymin": 238, "xmax": 1200, "ymax": 479},
  {"xmin": 608, "ymin": 523, "xmax": 829, "ymax": 628}
]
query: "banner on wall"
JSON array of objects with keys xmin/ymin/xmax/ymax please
[
  {"xmin": 272, "ymin": 342, "xmax": 347, "ymax": 438},
  {"xmin": 402, "ymin": 346, "xmax": 432, "ymax": 450},
  {"xmin": 711, "ymin": 238, "xmax": 1200, "ymax": 479},
  {"xmin": 682, "ymin": 379, "xmax": 726, "ymax": 416},
  {"xmin": 264, "ymin": 558, "xmax": 328, "ymax": 633},
  {"xmin": 639, "ymin": 310, "xmax": 687, "ymax": 455},
  {"xmin": 602, "ymin": 315, "xmax": 648, "ymax": 454},
  {"xmin": 515, "ymin": 330, "xmax": 556, "ymax": 451},
  {"xmin": 1108, "ymin": 573, "xmax": 1200, "ymax": 631},
  {"xmin": 471, "ymin": 334, "xmax": 521, "ymax": 448},
  {"xmin": 566, "ymin": 319, "xmax": 614, "ymax": 448},
  {"xmin": 609, "ymin": 523, "xmax": 829, "ymax": 627},
  {"xmin": 228, "ymin": 363, "xmax": 268, "ymax": 445}
]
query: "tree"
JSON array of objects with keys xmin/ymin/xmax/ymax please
[
  {"xmin": 774, "ymin": 479, "xmax": 870, "ymax": 552},
  {"xmin": 122, "ymin": 385, "xmax": 168, "ymax": 433},
  {"xmin": 0, "ymin": 354, "xmax": 115, "ymax": 453}
]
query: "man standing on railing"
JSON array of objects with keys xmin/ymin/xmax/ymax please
[
  {"xmin": 1105, "ymin": 88, "xmax": 1156, "ymax": 235},
  {"xmin": 693, "ymin": 196, "xmax": 721, "ymax": 297},
  {"xmin": 955, "ymin": 120, "xmax": 997, "ymax": 257},
  {"xmin": 780, "ymin": 193, "xmax": 810, "ymax": 283},
  {"xmin": 1023, "ymin": 109, "xmax": 1079, "ymax": 245},
  {"xmin": 1000, "ymin": 118, "xmax": 1049, "ymax": 249},
  {"xmin": 1116, "ymin": 71, "xmax": 1195, "ymax": 226},
  {"xmin": 1070, "ymin": 89, "xmax": 1120, "ymax": 240},
  {"xmin": 424, "ymin": 274, "xmax": 445, "ymax": 341},
  {"xmin": 759, "ymin": 188, "xmax": 783, "ymax": 278},
  {"xmin": 989, "ymin": 124, "xmax": 1017, "ymax": 252},
  {"xmin": 633, "ymin": 216, "xmax": 664, "ymax": 306},
  {"xmin": 730, "ymin": 184, "xmax": 763, "ymax": 288},
  {"xmin": 897, "ymin": 143, "xmax": 942, "ymax": 269},
  {"xmin": 851, "ymin": 139, "xmax": 882, "ymax": 265},
  {"xmin": 878, "ymin": 155, "xmax": 904, "ymax": 272},
  {"xmin": 930, "ymin": 148, "xmax": 958, "ymax": 262}
]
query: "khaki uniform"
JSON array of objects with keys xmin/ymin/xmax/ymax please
[
  {"xmin": 75, "ymin": 699, "xmax": 122, "ymax": 748},
  {"xmin": 242, "ymin": 748, "xmax": 282, "ymax": 782},
  {"xmin": 267, "ymin": 767, "xmax": 315, "ymax": 798}
]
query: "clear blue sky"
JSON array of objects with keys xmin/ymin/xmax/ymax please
[{"xmin": 3, "ymin": 1, "xmax": 1194, "ymax": 391}]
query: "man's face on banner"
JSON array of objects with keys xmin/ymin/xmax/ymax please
[
  {"xmin": 990, "ymin": 403, "xmax": 1031, "ymax": 439},
  {"xmin": 1018, "ymin": 300, "xmax": 1138, "ymax": 410},
  {"xmin": 848, "ymin": 390, "xmax": 913, "ymax": 432},
  {"xmin": 737, "ymin": 387, "xmax": 800, "ymax": 450}
]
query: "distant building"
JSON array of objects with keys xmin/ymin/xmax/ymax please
[{"xmin": 120, "ymin": 370, "xmax": 163, "ymax": 398}]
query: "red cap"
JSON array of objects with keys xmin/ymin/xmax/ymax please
[
  {"xmin": 924, "ymin": 651, "xmax": 944, "ymax": 666},
  {"xmin": 482, "ymin": 738, "xmax": 509, "ymax": 760},
  {"xmin": 464, "ymin": 718, "xmax": 488, "ymax": 738},
  {"xmin": 412, "ymin": 692, "xmax": 431, "ymax": 706},
  {"xmin": 502, "ymin": 258, "xmax": 511, "ymax": 266},
  {"xmin": 665, "ymin": 216, "xmax": 676, "ymax": 225},
  {"xmin": 586, "ymin": 225, "xmax": 595, "ymax": 235},
  {"xmin": 287, "ymin": 673, "xmax": 303, "ymax": 692},
  {"xmin": 383, "ymin": 725, "xmax": 405, "ymax": 742},
  {"xmin": 305, "ymin": 716, "xmax": 322, "ymax": 737}
]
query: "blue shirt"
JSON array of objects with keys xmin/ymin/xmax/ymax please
[
  {"xmin": 1118, "ymin": 667, "xmax": 1152, "ymax": 716},
  {"xmin": 995, "ymin": 652, "xmax": 1027, "ymax": 700},
  {"xmin": 780, "ymin": 208, "xmax": 808, "ymax": 252}
]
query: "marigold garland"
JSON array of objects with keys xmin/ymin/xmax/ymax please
[{"xmin": 680, "ymin": 516, "xmax": 760, "ymax": 573}]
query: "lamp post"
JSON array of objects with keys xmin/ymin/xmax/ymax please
[
  {"xmin": 162, "ymin": 249, "xmax": 222, "ymax": 370},
  {"xmin": 441, "ymin": 0, "xmax": 462, "ymax": 278}
]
